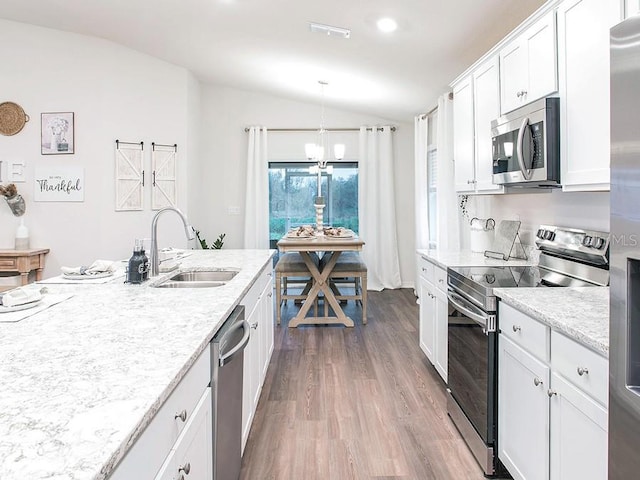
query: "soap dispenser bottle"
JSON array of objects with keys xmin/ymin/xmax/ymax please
[{"xmin": 127, "ymin": 239, "xmax": 149, "ymax": 284}]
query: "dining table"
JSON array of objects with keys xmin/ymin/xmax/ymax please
[{"xmin": 277, "ymin": 233, "xmax": 365, "ymax": 327}]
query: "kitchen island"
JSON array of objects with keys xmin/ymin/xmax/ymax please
[{"xmin": 0, "ymin": 249, "xmax": 274, "ymax": 480}]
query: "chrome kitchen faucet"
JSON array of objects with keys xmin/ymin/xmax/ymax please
[{"xmin": 150, "ymin": 207, "xmax": 195, "ymax": 276}]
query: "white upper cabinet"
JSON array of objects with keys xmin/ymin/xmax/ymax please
[
  {"xmin": 500, "ymin": 11, "xmax": 558, "ymax": 114},
  {"xmin": 453, "ymin": 75, "xmax": 476, "ymax": 193},
  {"xmin": 557, "ymin": 0, "xmax": 623, "ymax": 191},
  {"xmin": 626, "ymin": 0, "xmax": 640, "ymax": 18},
  {"xmin": 453, "ymin": 57, "xmax": 504, "ymax": 195},
  {"xmin": 473, "ymin": 57, "xmax": 503, "ymax": 192}
]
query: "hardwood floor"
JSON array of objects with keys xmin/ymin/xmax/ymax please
[{"xmin": 240, "ymin": 288, "xmax": 486, "ymax": 480}]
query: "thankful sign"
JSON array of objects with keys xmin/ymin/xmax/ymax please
[{"xmin": 34, "ymin": 167, "xmax": 85, "ymax": 202}]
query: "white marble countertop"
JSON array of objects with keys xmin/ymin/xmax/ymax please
[
  {"xmin": 0, "ymin": 249, "xmax": 275, "ymax": 480},
  {"xmin": 416, "ymin": 248, "xmax": 534, "ymax": 270},
  {"xmin": 494, "ymin": 287, "xmax": 609, "ymax": 358}
]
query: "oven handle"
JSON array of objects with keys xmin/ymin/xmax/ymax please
[
  {"xmin": 447, "ymin": 291, "xmax": 489, "ymax": 330},
  {"xmin": 516, "ymin": 117, "xmax": 533, "ymax": 180}
]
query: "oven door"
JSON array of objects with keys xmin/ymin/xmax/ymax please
[{"xmin": 447, "ymin": 289, "xmax": 497, "ymax": 446}]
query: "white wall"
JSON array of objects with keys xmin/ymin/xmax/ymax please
[
  {"xmin": 0, "ymin": 20, "xmax": 197, "ymax": 277},
  {"xmin": 195, "ymin": 85, "xmax": 416, "ymax": 287},
  {"xmin": 461, "ymin": 190, "xmax": 610, "ymax": 247}
]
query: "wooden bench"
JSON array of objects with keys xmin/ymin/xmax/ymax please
[{"xmin": 320, "ymin": 251, "xmax": 368, "ymax": 324}]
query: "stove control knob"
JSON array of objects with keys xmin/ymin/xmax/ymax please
[
  {"xmin": 544, "ymin": 230, "xmax": 555, "ymax": 241},
  {"xmin": 536, "ymin": 228, "xmax": 545, "ymax": 239},
  {"xmin": 583, "ymin": 236, "xmax": 593, "ymax": 247},
  {"xmin": 593, "ymin": 237, "xmax": 605, "ymax": 249}
]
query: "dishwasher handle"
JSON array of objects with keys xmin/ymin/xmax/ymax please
[{"xmin": 218, "ymin": 318, "xmax": 251, "ymax": 367}]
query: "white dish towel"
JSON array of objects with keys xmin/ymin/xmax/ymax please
[{"xmin": 60, "ymin": 260, "xmax": 117, "ymax": 276}]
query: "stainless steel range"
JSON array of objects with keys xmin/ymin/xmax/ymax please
[{"xmin": 446, "ymin": 225, "xmax": 610, "ymax": 477}]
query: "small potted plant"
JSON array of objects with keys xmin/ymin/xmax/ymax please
[{"xmin": 0, "ymin": 183, "xmax": 26, "ymax": 217}]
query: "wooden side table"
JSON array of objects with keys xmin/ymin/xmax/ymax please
[{"xmin": 0, "ymin": 249, "xmax": 50, "ymax": 286}]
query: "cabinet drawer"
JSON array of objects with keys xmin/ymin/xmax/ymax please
[
  {"xmin": 419, "ymin": 255, "xmax": 434, "ymax": 282},
  {"xmin": 434, "ymin": 266, "xmax": 447, "ymax": 293},
  {"xmin": 499, "ymin": 302, "xmax": 550, "ymax": 362},
  {"xmin": 0, "ymin": 258, "xmax": 18, "ymax": 269},
  {"xmin": 110, "ymin": 347, "xmax": 211, "ymax": 480},
  {"xmin": 551, "ymin": 330, "xmax": 608, "ymax": 406}
]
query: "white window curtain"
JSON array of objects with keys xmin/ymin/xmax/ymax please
[
  {"xmin": 414, "ymin": 115, "xmax": 430, "ymax": 251},
  {"xmin": 435, "ymin": 94, "xmax": 460, "ymax": 251},
  {"xmin": 358, "ymin": 126, "xmax": 402, "ymax": 291},
  {"xmin": 244, "ymin": 126, "xmax": 269, "ymax": 249}
]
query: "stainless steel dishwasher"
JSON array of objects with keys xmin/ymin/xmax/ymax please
[{"xmin": 211, "ymin": 305, "xmax": 249, "ymax": 480}]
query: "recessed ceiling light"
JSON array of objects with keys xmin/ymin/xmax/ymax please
[{"xmin": 377, "ymin": 17, "xmax": 398, "ymax": 33}]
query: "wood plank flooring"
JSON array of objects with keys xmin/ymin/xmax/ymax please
[{"xmin": 240, "ymin": 288, "xmax": 486, "ymax": 480}]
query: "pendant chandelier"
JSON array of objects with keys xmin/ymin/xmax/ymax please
[{"xmin": 305, "ymin": 80, "xmax": 345, "ymax": 168}]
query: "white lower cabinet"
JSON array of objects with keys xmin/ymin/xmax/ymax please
[
  {"xmin": 155, "ymin": 388, "xmax": 213, "ymax": 480},
  {"xmin": 498, "ymin": 302, "xmax": 608, "ymax": 480},
  {"xmin": 417, "ymin": 255, "xmax": 448, "ymax": 382},
  {"xmin": 109, "ymin": 348, "xmax": 211, "ymax": 480},
  {"xmin": 499, "ymin": 335, "xmax": 550, "ymax": 480},
  {"xmin": 549, "ymin": 373, "xmax": 608, "ymax": 480},
  {"xmin": 241, "ymin": 265, "xmax": 275, "ymax": 453}
]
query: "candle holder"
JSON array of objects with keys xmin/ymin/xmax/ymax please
[{"xmin": 314, "ymin": 196, "xmax": 325, "ymax": 234}]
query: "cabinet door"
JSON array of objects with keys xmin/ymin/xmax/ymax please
[
  {"xmin": 154, "ymin": 388, "xmax": 213, "ymax": 480},
  {"xmin": 473, "ymin": 57, "xmax": 503, "ymax": 193},
  {"xmin": 418, "ymin": 276, "xmax": 436, "ymax": 363},
  {"xmin": 549, "ymin": 373, "xmax": 608, "ymax": 480},
  {"xmin": 453, "ymin": 75, "xmax": 476, "ymax": 192},
  {"xmin": 499, "ymin": 335, "xmax": 550, "ymax": 480},
  {"xmin": 242, "ymin": 301, "xmax": 260, "ymax": 452},
  {"xmin": 558, "ymin": 0, "xmax": 622, "ymax": 191},
  {"xmin": 626, "ymin": 0, "xmax": 640, "ymax": 18},
  {"xmin": 500, "ymin": 40, "xmax": 527, "ymax": 114},
  {"xmin": 524, "ymin": 12, "xmax": 558, "ymax": 103},
  {"xmin": 433, "ymin": 289, "xmax": 448, "ymax": 382}
]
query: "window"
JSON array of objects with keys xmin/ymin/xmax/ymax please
[
  {"xmin": 268, "ymin": 162, "xmax": 358, "ymax": 244},
  {"xmin": 427, "ymin": 111, "xmax": 438, "ymax": 248}
]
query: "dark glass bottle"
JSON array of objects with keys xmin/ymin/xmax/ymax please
[{"xmin": 127, "ymin": 239, "xmax": 149, "ymax": 284}]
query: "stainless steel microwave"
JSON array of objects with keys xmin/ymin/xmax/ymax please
[{"xmin": 491, "ymin": 97, "xmax": 560, "ymax": 187}]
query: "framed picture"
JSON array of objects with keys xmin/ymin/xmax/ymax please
[{"xmin": 41, "ymin": 112, "xmax": 74, "ymax": 155}]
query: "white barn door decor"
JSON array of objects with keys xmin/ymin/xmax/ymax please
[
  {"xmin": 151, "ymin": 142, "xmax": 177, "ymax": 210},
  {"xmin": 115, "ymin": 140, "xmax": 144, "ymax": 211}
]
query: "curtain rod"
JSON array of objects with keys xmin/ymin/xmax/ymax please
[
  {"xmin": 243, "ymin": 126, "xmax": 396, "ymax": 132},
  {"xmin": 418, "ymin": 91, "xmax": 454, "ymax": 119}
]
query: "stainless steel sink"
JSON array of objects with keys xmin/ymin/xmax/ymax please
[
  {"xmin": 152, "ymin": 269, "xmax": 239, "ymax": 288},
  {"xmin": 155, "ymin": 280, "xmax": 227, "ymax": 289},
  {"xmin": 169, "ymin": 270, "xmax": 238, "ymax": 282}
]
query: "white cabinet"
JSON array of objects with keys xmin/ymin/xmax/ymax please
[
  {"xmin": 241, "ymin": 265, "xmax": 275, "ymax": 453},
  {"xmin": 154, "ymin": 388, "xmax": 213, "ymax": 480},
  {"xmin": 453, "ymin": 75, "xmax": 476, "ymax": 192},
  {"xmin": 498, "ymin": 302, "xmax": 609, "ymax": 480},
  {"xmin": 473, "ymin": 57, "xmax": 503, "ymax": 193},
  {"xmin": 110, "ymin": 348, "xmax": 211, "ymax": 480},
  {"xmin": 453, "ymin": 57, "xmax": 504, "ymax": 194},
  {"xmin": 549, "ymin": 373, "xmax": 608, "ymax": 480},
  {"xmin": 500, "ymin": 12, "xmax": 558, "ymax": 114},
  {"xmin": 557, "ymin": 0, "xmax": 623, "ymax": 191},
  {"xmin": 626, "ymin": 0, "xmax": 640, "ymax": 17},
  {"xmin": 417, "ymin": 255, "xmax": 448, "ymax": 382},
  {"xmin": 499, "ymin": 335, "xmax": 550, "ymax": 480}
]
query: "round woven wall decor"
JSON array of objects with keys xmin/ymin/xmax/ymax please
[{"xmin": 0, "ymin": 102, "xmax": 29, "ymax": 136}]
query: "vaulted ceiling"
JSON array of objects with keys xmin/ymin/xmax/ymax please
[{"xmin": 0, "ymin": 0, "xmax": 546, "ymax": 121}]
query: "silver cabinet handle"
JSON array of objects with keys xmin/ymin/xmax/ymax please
[
  {"xmin": 250, "ymin": 322, "xmax": 258, "ymax": 329},
  {"xmin": 268, "ymin": 292, "xmax": 273, "ymax": 298},
  {"xmin": 174, "ymin": 410, "xmax": 187, "ymax": 422},
  {"xmin": 577, "ymin": 367, "xmax": 589, "ymax": 376},
  {"xmin": 533, "ymin": 377, "xmax": 543, "ymax": 387},
  {"xmin": 512, "ymin": 325, "xmax": 521, "ymax": 333},
  {"xmin": 438, "ymin": 279, "xmax": 444, "ymax": 284},
  {"xmin": 517, "ymin": 91, "xmax": 522, "ymax": 98},
  {"xmin": 547, "ymin": 389, "xmax": 557, "ymax": 398},
  {"xmin": 421, "ymin": 267, "xmax": 427, "ymax": 272},
  {"xmin": 178, "ymin": 462, "xmax": 191, "ymax": 475}
]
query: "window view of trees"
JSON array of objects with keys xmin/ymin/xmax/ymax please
[{"xmin": 269, "ymin": 162, "xmax": 358, "ymax": 243}]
